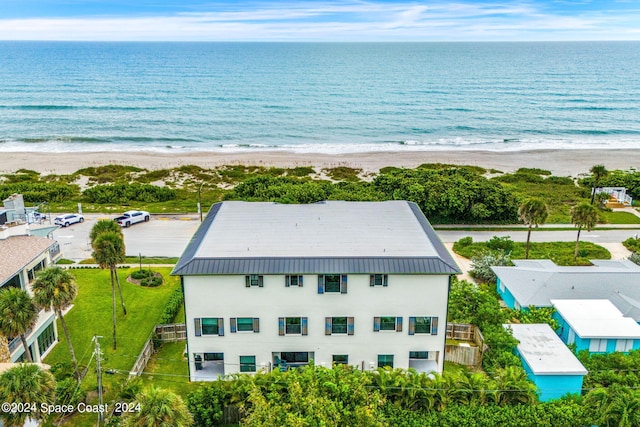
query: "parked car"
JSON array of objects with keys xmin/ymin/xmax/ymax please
[
  {"xmin": 115, "ymin": 210, "xmax": 150, "ymax": 227},
  {"xmin": 54, "ymin": 213, "xmax": 84, "ymax": 227}
]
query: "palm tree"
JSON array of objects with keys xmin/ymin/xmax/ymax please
[
  {"xmin": 0, "ymin": 288, "xmax": 38, "ymax": 362},
  {"xmin": 570, "ymin": 202, "xmax": 599, "ymax": 261},
  {"xmin": 123, "ymin": 386, "xmax": 193, "ymax": 427},
  {"xmin": 92, "ymin": 230, "xmax": 126, "ymax": 349},
  {"xmin": 91, "ymin": 220, "xmax": 127, "ymax": 316},
  {"xmin": 0, "ymin": 334, "xmax": 10, "ymax": 363},
  {"xmin": 585, "ymin": 384, "xmax": 640, "ymax": 427},
  {"xmin": 32, "ymin": 266, "xmax": 79, "ymax": 379},
  {"xmin": 490, "ymin": 366, "xmax": 537, "ymax": 406},
  {"xmin": 518, "ymin": 198, "xmax": 548, "ymax": 259},
  {"xmin": 0, "ymin": 363, "xmax": 56, "ymax": 427},
  {"xmin": 89, "ymin": 218, "xmax": 123, "ymax": 242},
  {"xmin": 589, "ymin": 164, "xmax": 609, "ymax": 205}
]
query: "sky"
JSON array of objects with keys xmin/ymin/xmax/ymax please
[{"xmin": 0, "ymin": 0, "xmax": 639, "ymax": 42}]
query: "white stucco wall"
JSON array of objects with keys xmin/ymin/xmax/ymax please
[{"xmin": 183, "ymin": 273, "xmax": 450, "ymax": 380}]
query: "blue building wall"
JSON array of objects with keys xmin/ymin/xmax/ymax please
[
  {"xmin": 554, "ymin": 312, "xmax": 640, "ymax": 353},
  {"xmin": 496, "ymin": 279, "xmax": 516, "ymax": 309},
  {"xmin": 518, "ymin": 351, "xmax": 584, "ymax": 401}
]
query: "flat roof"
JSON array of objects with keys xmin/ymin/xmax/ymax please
[
  {"xmin": 505, "ymin": 323, "xmax": 587, "ymax": 376},
  {"xmin": 551, "ymin": 299, "xmax": 640, "ymax": 339},
  {"xmin": 173, "ymin": 201, "xmax": 460, "ymax": 276},
  {"xmin": 195, "ymin": 201, "xmax": 437, "ymax": 257},
  {"xmin": 0, "ymin": 235, "xmax": 56, "ymax": 285}
]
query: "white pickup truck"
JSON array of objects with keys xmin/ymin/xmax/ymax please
[{"xmin": 115, "ymin": 210, "xmax": 150, "ymax": 227}]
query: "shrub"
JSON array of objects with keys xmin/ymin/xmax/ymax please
[
  {"xmin": 486, "ymin": 236, "xmax": 514, "ymax": 253},
  {"xmin": 56, "ymin": 377, "xmax": 86, "ymax": 409},
  {"xmin": 83, "ymin": 183, "xmax": 177, "ymax": 203},
  {"xmin": 140, "ymin": 276, "xmax": 163, "ymax": 287},
  {"xmin": 623, "ymin": 237, "xmax": 640, "ymax": 252},
  {"xmin": 131, "ymin": 269, "xmax": 154, "ymax": 280},
  {"xmin": 457, "ymin": 236, "xmax": 473, "ymax": 247},
  {"xmin": 629, "ymin": 252, "xmax": 640, "ymax": 266},
  {"xmin": 470, "ymin": 251, "xmax": 512, "ymax": 284},
  {"xmin": 159, "ymin": 288, "xmax": 184, "ymax": 324}
]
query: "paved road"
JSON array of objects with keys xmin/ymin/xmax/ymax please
[
  {"xmin": 51, "ymin": 214, "xmax": 201, "ymax": 262},
  {"xmin": 50, "ymin": 213, "xmax": 640, "ymax": 262}
]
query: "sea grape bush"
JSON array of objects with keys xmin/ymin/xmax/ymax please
[
  {"xmin": 0, "ymin": 182, "xmax": 76, "ymax": 202},
  {"xmin": 83, "ymin": 183, "xmax": 177, "ymax": 203}
]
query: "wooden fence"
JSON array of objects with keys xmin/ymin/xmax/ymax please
[
  {"xmin": 445, "ymin": 323, "xmax": 486, "ymax": 368},
  {"xmin": 129, "ymin": 333, "xmax": 155, "ymax": 379},
  {"xmin": 154, "ymin": 323, "xmax": 187, "ymax": 342}
]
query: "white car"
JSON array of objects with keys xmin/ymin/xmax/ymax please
[
  {"xmin": 115, "ymin": 210, "xmax": 150, "ymax": 227},
  {"xmin": 54, "ymin": 214, "xmax": 85, "ymax": 227}
]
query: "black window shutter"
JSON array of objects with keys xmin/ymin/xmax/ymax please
[{"xmin": 194, "ymin": 318, "xmax": 202, "ymax": 336}]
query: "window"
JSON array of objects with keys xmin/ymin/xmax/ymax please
[
  {"xmin": 245, "ymin": 275, "xmax": 264, "ymax": 287},
  {"xmin": 279, "ymin": 317, "xmax": 308, "ymax": 335},
  {"xmin": 374, "ymin": 316, "xmax": 402, "ymax": 332},
  {"xmin": 240, "ymin": 355, "xmax": 257, "ymax": 372},
  {"xmin": 230, "ymin": 317, "xmax": 260, "ymax": 333},
  {"xmin": 2, "ymin": 274, "xmax": 21, "ymax": 290},
  {"xmin": 408, "ymin": 317, "xmax": 439, "ymax": 335},
  {"xmin": 281, "ymin": 352, "xmax": 310, "ymax": 364},
  {"xmin": 589, "ymin": 338, "xmax": 608, "ymax": 352},
  {"xmin": 204, "ymin": 352, "xmax": 224, "ymax": 361},
  {"xmin": 37, "ymin": 322, "xmax": 56, "ymax": 356},
  {"xmin": 616, "ymin": 339, "xmax": 634, "ymax": 352},
  {"xmin": 27, "ymin": 259, "xmax": 46, "ymax": 282},
  {"xmin": 370, "ymin": 274, "xmax": 388, "ymax": 287},
  {"xmin": 317, "ymin": 274, "xmax": 347, "ymax": 294},
  {"xmin": 325, "ymin": 317, "xmax": 354, "ymax": 335},
  {"xmin": 333, "ymin": 354, "xmax": 349, "ymax": 365},
  {"xmin": 194, "ymin": 317, "xmax": 224, "ymax": 336},
  {"xmin": 285, "ymin": 275, "xmax": 303, "ymax": 287},
  {"xmin": 378, "ymin": 354, "xmax": 394, "ymax": 368},
  {"xmin": 409, "ymin": 351, "xmax": 429, "ymax": 359}
]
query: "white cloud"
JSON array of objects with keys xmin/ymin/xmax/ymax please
[{"xmin": 0, "ymin": 1, "xmax": 638, "ymax": 41}]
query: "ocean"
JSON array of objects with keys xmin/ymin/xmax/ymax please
[{"xmin": 1, "ymin": 41, "xmax": 639, "ymax": 154}]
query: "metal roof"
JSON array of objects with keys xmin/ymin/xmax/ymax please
[
  {"xmin": 506, "ymin": 323, "xmax": 587, "ymax": 376},
  {"xmin": 173, "ymin": 201, "xmax": 460, "ymax": 276}
]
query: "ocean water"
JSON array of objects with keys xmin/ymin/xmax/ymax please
[{"xmin": 1, "ymin": 41, "xmax": 639, "ymax": 154}]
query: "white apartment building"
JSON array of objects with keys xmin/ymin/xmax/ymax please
[
  {"xmin": 172, "ymin": 201, "xmax": 460, "ymax": 381},
  {"xmin": 0, "ymin": 223, "xmax": 61, "ymax": 362}
]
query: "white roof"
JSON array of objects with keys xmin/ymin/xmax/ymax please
[
  {"xmin": 505, "ymin": 323, "xmax": 587, "ymax": 375},
  {"xmin": 551, "ymin": 299, "xmax": 640, "ymax": 339},
  {"xmin": 193, "ymin": 201, "xmax": 439, "ymax": 258}
]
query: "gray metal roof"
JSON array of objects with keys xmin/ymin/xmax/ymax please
[
  {"xmin": 493, "ymin": 260, "xmax": 640, "ymax": 321},
  {"xmin": 173, "ymin": 201, "xmax": 460, "ymax": 276}
]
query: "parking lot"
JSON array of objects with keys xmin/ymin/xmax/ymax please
[{"xmin": 51, "ymin": 214, "xmax": 201, "ymax": 262}]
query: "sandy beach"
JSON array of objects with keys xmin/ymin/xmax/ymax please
[{"xmin": 1, "ymin": 149, "xmax": 640, "ymax": 177}]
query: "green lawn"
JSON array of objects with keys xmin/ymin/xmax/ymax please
[
  {"xmin": 453, "ymin": 240, "xmax": 611, "ymax": 266},
  {"xmin": 43, "ymin": 267, "xmax": 180, "ymax": 426},
  {"xmin": 139, "ymin": 341, "xmax": 205, "ymax": 399},
  {"xmin": 598, "ymin": 211, "xmax": 640, "ymax": 224}
]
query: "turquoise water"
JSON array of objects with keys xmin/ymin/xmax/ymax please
[{"xmin": 1, "ymin": 41, "xmax": 639, "ymax": 153}]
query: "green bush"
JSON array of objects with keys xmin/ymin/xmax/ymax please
[
  {"xmin": 159, "ymin": 288, "xmax": 184, "ymax": 324},
  {"xmin": 457, "ymin": 236, "xmax": 473, "ymax": 247},
  {"xmin": 131, "ymin": 269, "xmax": 154, "ymax": 280},
  {"xmin": 623, "ymin": 237, "xmax": 640, "ymax": 252},
  {"xmin": 56, "ymin": 377, "xmax": 86, "ymax": 409},
  {"xmin": 140, "ymin": 276, "xmax": 163, "ymax": 287},
  {"xmin": 486, "ymin": 236, "xmax": 514, "ymax": 253},
  {"xmin": 629, "ymin": 252, "xmax": 640, "ymax": 266},
  {"xmin": 83, "ymin": 183, "xmax": 177, "ymax": 204},
  {"xmin": 0, "ymin": 182, "xmax": 77, "ymax": 202},
  {"xmin": 470, "ymin": 251, "xmax": 512, "ymax": 284}
]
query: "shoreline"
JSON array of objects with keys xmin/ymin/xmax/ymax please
[{"xmin": 2, "ymin": 149, "xmax": 640, "ymax": 177}]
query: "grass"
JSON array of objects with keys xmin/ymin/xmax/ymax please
[
  {"xmin": 453, "ymin": 240, "xmax": 611, "ymax": 266},
  {"xmin": 139, "ymin": 341, "xmax": 205, "ymax": 399},
  {"xmin": 78, "ymin": 256, "xmax": 178, "ymax": 265},
  {"xmin": 598, "ymin": 211, "xmax": 640, "ymax": 224},
  {"xmin": 43, "ymin": 267, "xmax": 180, "ymax": 426}
]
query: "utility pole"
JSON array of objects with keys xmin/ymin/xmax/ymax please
[
  {"xmin": 197, "ymin": 182, "xmax": 205, "ymax": 222},
  {"xmin": 93, "ymin": 335, "xmax": 104, "ymax": 426}
]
